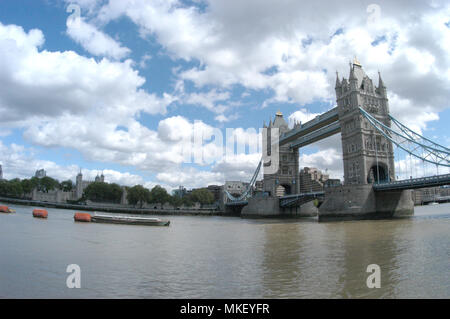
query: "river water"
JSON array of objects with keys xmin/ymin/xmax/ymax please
[{"xmin": 0, "ymin": 202, "xmax": 449, "ymax": 298}]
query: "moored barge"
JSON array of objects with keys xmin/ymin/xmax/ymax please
[{"xmin": 91, "ymin": 213, "xmax": 170, "ymax": 226}]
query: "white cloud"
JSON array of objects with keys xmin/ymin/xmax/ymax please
[
  {"xmin": 91, "ymin": 0, "xmax": 450, "ymax": 130},
  {"xmin": 0, "ymin": 141, "xmax": 146, "ymax": 186},
  {"xmin": 185, "ymin": 89, "xmax": 230, "ymax": 113},
  {"xmin": 288, "ymin": 108, "xmax": 321, "ymax": 128},
  {"xmin": 3, "ymin": 0, "xmax": 450, "ymax": 190},
  {"xmin": 0, "ymin": 22, "xmax": 171, "ymax": 126},
  {"xmin": 66, "ymin": 16, "xmax": 131, "ymax": 60}
]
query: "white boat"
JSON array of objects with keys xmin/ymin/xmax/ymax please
[{"xmin": 91, "ymin": 213, "xmax": 170, "ymax": 226}]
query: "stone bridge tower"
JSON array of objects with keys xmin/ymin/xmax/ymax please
[
  {"xmin": 336, "ymin": 58, "xmax": 395, "ymax": 185},
  {"xmin": 263, "ymin": 111, "xmax": 299, "ymax": 196}
]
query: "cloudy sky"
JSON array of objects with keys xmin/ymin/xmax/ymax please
[{"xmin": 0, "ymin": 0, "xmax": 449, "ymax": 190}]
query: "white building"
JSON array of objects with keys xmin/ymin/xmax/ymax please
[{"xmin": 35, "ymin": 169, "xmax": 46, "ymax": 178}]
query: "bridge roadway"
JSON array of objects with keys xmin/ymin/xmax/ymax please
[
  {"xmin": 279, "ymin": 107, "xmax": 339, "ymax": 146},
  {"xmin": 373, "ymin": 174, "xmax": 450, "ymax": 191},
  {"xmin": 225, "ymin": 176, "xmax": 450, "ymax": 209},
  {"xmin": 279, "ymin": 191, "xmax": 324, "ymax": 208}
]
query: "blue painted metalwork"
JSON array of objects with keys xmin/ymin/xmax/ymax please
[
  {"xmin": 359, "ymin": 107, "xmax": 450, "ymax": 167},
  {"xmin": 289, "ymin": 121, "xmax": 341, "ymax": 149},
  {"xmin": 225, "ymin": 159, "xmax": 262, "ymax": 202},
  {"xmin": 279, "ymin": 191, "xmax": 324, "ymax": 207},
  {"xmin": 373, "ymin": 174, "xmax": 450, "ymax": 191},
  {"xmin": 279, "ymin": 107, "xmax": 339, "ymax": 145},
  {"xmin": 225, "ymin": 200, "xmax": 249, "ymax": 206}
]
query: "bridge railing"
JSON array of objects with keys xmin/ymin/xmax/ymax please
[
  {"xmin": 374, "ymin": 174, "xmax": 450, "ymax": 186},
  {"xmin": 279, "ymin": 107, "xmax": 339, "ymax": 143},
  {"xmin": 373, "ymin": 174, "xmax": 450, "ymax": 191}
]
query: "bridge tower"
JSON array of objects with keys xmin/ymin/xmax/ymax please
[
  {"xmin": 263, "ymin": 111, "xmax": 299, "ymax": 196},
  {"xmin": 336, "ymin": 58, "xmax": 395, "ymax": 185}
]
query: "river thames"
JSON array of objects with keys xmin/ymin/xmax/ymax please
[{"xmin": 0, "ymin": 202, "xmax": 449, "ymax": 298}]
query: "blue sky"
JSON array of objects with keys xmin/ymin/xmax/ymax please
[{"xmin": 0, "ymin": 0, "xmax": 449, "ymax": 189}]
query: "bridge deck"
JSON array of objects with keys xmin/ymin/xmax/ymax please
[
  {"xmin": 289, "ymin": 122, "xmax": 341, "ymax": 149},
  {"xmin": 225, "ymin": 200, "xmax": 249, "ymax": 206},
  {"xmin": 279, "ymin": 191, "xmax": 324, "ymax": 207},
  {"xmin": 279, "ymin": 107, "xmax": 339, "ymax": 146},
  {"xmin": 373, "ymin": 174, "xmax": 450, "ymax": 191}
]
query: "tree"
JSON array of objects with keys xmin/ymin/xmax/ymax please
[
  {"xmin": 181, "ymin": 196, "xmax": 194, "ymax": 207},
  {"xmin": 60, "ymin": 180, "xmax": 74, "ymax": 192},
  {"xmin": 149, "ymin": 185, "xmax": 171, "ymax": 204},
  {"xmin": 83, "ymin": 182, "xmax": 123, "ymax": 203},
  {"xmin": 21, "ymin": 179, "xmax": 33, "ymax": 196},
  {"xmin": 0, "ymin": 179, "xmax": 23, "ymax": 198},
  {"xmin": 33, "ymin": 176, "xmax": 59, "ymax": 193},
  {"xmin": 190, "ymin": 188, "xmax": 214, "ymax": 205},
  {"xmin": 127, "ymin": 185, "xmax": 151, "ymax": 208},
  {"xmin": 169, "ymin": 194, "xmax": 183, "ymax": 207}
]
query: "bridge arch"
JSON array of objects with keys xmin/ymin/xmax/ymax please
[
  {"xmin": 276, "ymin": 184, "xmax": 293, "ymax": 196},
  {"xmin": 367, "ymin": 163, "xmax": 388, "ymax": 184}
]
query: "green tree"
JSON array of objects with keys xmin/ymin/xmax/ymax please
[
  {"xmin": 0, "ymin": 179, "xmax": 23, "ymax": 198},
  {"xmin": 35, "ymin": 176, "xmax": 59, "ymax": 193},
  {"xmin": 181, "ymin": 196, "xmax": 194, "ymax": 207},
  {"xmin": 149, "ymin": 185, "xmax": 171, "ymax": 204},
  {"xmin": 60, "ymin": 180, "xmax": 74, "ymax": 192},
  {"xmin": 169, "ymin": 194, "xmax": 183, "ymax": 207},
  {"xmin": 20, "ymin": 179, "xmax": 33, "ymax": 195},
  {"xmin": 109, "ymin": 183, "xmax": 123, "ymax": 203},
  {"xmin": 83, "ymin": 182, "xmax": 123, "ymax": 203},
  {"xmin": 127, "ymin": 185, "xmax": 151, "ymax": 208},
  {"xmin": 190, "ymin": 188, "xmax": 214, "ymax": 205}
]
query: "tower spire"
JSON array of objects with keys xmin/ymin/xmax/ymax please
[
  {"xmin": 335, "ymin": 71, "xmax": 341, "ymax": 88},
  {"xmin": 378, "ymin": 71, "xmax": 385, "ymax": 88}
]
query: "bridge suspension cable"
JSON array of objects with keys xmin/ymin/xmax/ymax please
[
  {"xmin": 359, "ymin": 107, "xmax": 450, "ymax": 168},
  {"xmin": 225, "ymin": 159, "xmax": 262, "ymax": 202}
]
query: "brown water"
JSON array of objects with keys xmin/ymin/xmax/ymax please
[{"xmin": 0, "ymin": 202, "xmax": 449, "ymax": 298}]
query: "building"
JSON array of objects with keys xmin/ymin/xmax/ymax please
[
  {"xmin": 35, "ymin": 169, "xmax": 46, "ymax": 178},
  {"xmin": 262, "ymin": 110, "xmax": 299, "ymax": 196},
  {"xmin": 94, "ymin": 172, "xmax": 105, "ymax": 183},
  {"xmin": 207, "ymin": 185, "xmax": 222, "ymax": 203},
  {"xmin": 224, "ymin": 181, "xmax": 249, "ymax": 197},
  {"xmin": 32, "ymin": 170, "xmax": 103, "ymax": 203},
  {"xmin": 255, "ymin": 180, "xmax": 264, "ymax": 192},
  {"xmin": 173, "ymin": 186, "xmax": 187, "ymax": 198},
  {"xmin": 412, "ymin": 186, "xmax": 450, "ymax": 205},
  {"xmin": 324, "ymin": 179, "xmax": 341, "ymax": 188},
  {"xmin": 335, "ymin": 58, "xmax": 394, "ymax": 185},
  {"xmin": 0, "ymin": 164, "xmax": 3, "ymax": 180},
  {"xmin": 75, "ymin": 171, "xmax": 94, "ymax": 199},
  {"xmin": 299, "ymin": 167, "xmax": 330, "ymax": 193}
]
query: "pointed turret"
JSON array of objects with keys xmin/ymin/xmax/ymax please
[
  {"xmin": 335, "ymin": 71, "xmax": 341, "ymax": 88},
  {"xmin": 263, "ymin": 120, "xmax": 267, "ymax": 128},
  {"xmin": 335, "ymin": 71, "xmax": 342, "ymax": 98},
  {"xmin": 378, "ymin": 71, "xmax": 385, "ymax": 88},
  {"xmin": 377, "ymin": 71, "xmax": 387, "ymax": 98},
  {"xmin": 349, "ymin": 62, "xmax": 358, "ymax": 90}
]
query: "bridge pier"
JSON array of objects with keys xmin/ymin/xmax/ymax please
[
  {"xmin": 318, "ymin": 185, "xmax": 414, "ymax": 221},
  {"xmin": 241, "ymin": 196, "xmax": 318, "ymax": 218}
]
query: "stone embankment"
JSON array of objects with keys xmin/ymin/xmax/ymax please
[{"xmin": 0, "ymin": 197, "xmax": 226, "ymax": 216}]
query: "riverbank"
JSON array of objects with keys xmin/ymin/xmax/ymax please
[{"xmin": 0, "ymin": 196, "xmax": 226, "ymax": 216}]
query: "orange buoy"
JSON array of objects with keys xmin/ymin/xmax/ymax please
[
  {"xmin": 74, "ymin": 212, "xmax": 91, "ymax": 222},
  {"xmin": 0, "ymin": 205, "xmax": 11, "ymax": 213},
  {"xmin": 33, "ymin": 209, "xmax": 48, "ymax": 219}
]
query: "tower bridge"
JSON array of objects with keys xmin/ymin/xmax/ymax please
[{"xmin": 225, "ymin": 59, "xmax": 450, "ymax": 220}]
